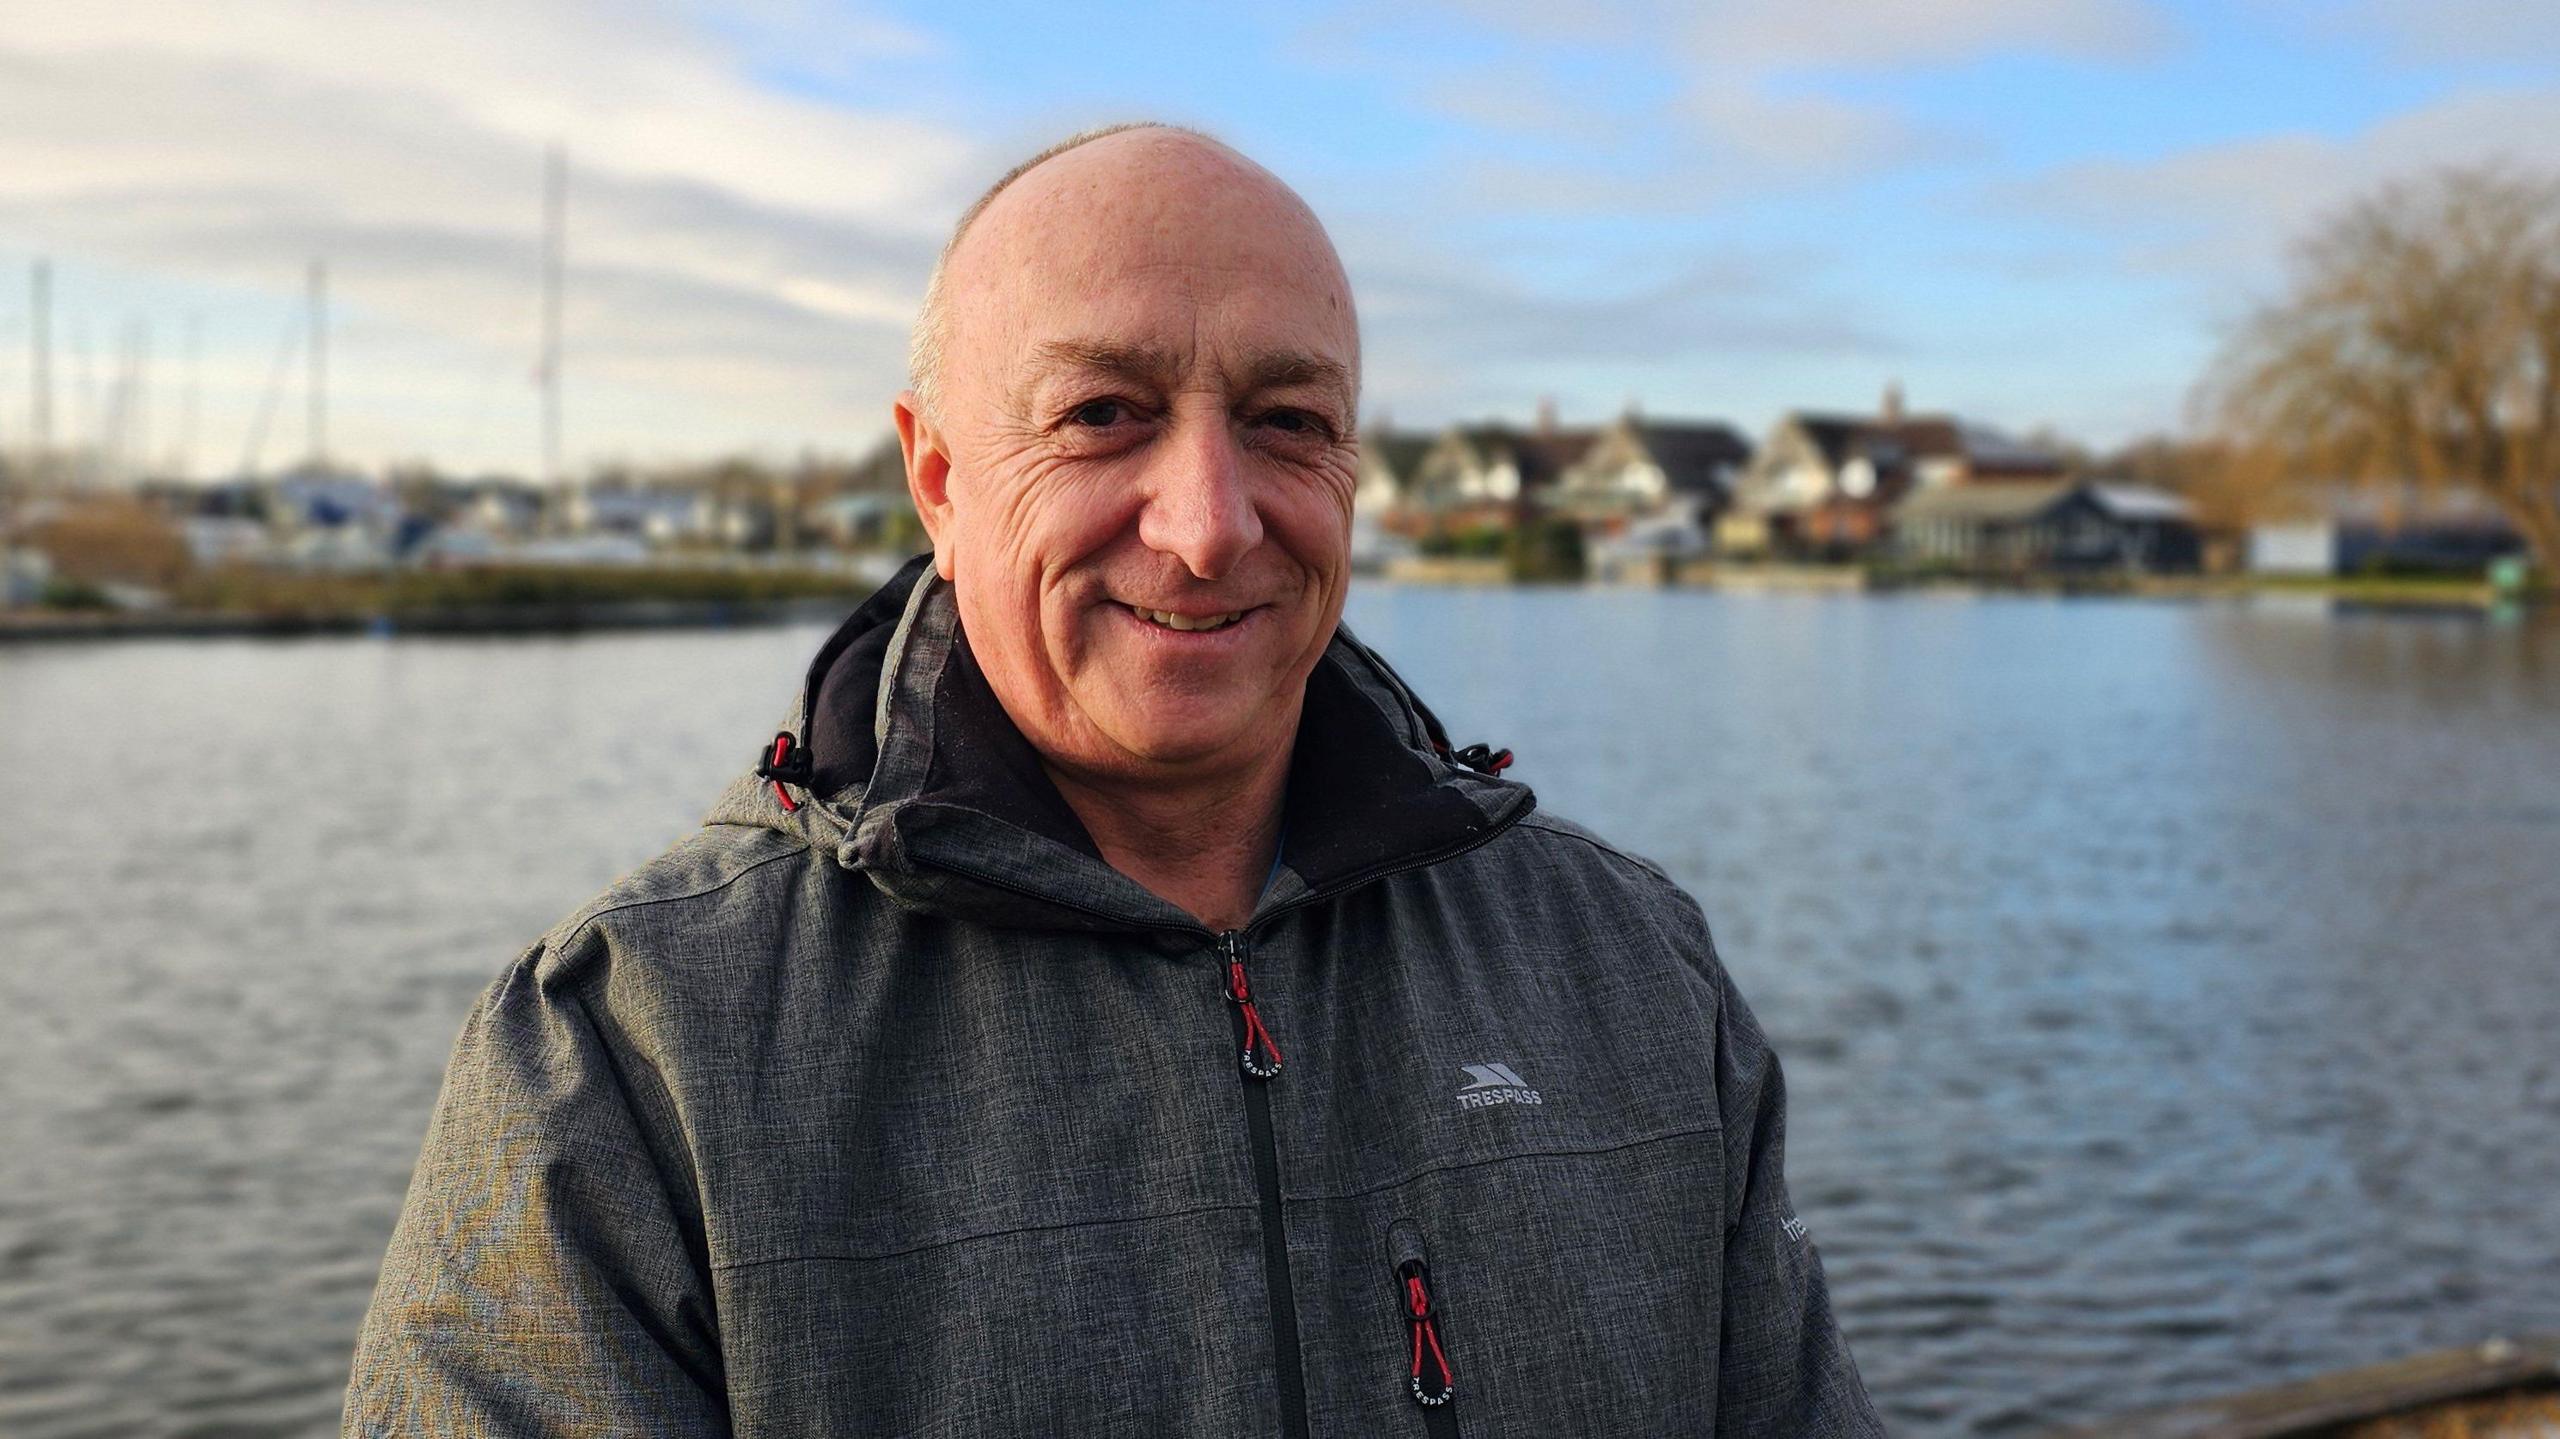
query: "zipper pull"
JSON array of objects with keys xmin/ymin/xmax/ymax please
[
  {"xmin": 1221, "ymin": 932, "xmax": 1283, "ymax": 1079},
  {"xmin": 1401, "ymin": 1260, "xmax": 1454, "ymax": 1407}
]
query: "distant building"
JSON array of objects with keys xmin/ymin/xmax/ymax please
[
  {"xmin": 567, "ymin": 484, "xmax": 713, "ymax": 547},
  {"xmin": 3, "ymin": 546, "xmax": 52, "ymax": 606},
  {"xmin": 1348, "ymin": 509, "xmax": 1413, "ymax": 574},
  {"xmin": 1723, "ymin": 385, "xmax": 2068, "ymax": 558},
  {"xmin": 1554, "ymin": 411, "xmax": 1751, "ymax": 527},
  {"xmin": 264, "ymin": 467, "xmax": 406, "ymax": 570},
  {"xmin": 1892, "ymin": 478, "xmax": 2201, "ymax": 573},
  {"xmin": 1354, "ymin": 427, "xmax": 1435, "ymax": 516},
  {"xmin": 806, "ymin": 493, "xmax": 900, "ymax": 549},
  {"xmin": 180, "ymin": 516, "xmax": 278, "ymax": 569},
  {"xmin": 2248, "ymin": 486, "xmax": 2525, "ymax": 576},
  {"xmin": 792, "ymin": 438, "xmax": 920, "ymax": 551},
  {"xmin": 271, "ymin": 467, "xmax": 403, "ymax": 532},
  {"xmin": 456, "ymin": 479, "xmax": 547, "ymax": 539},
  {"xmin": 1406, "ymin": 409, "xmax": 1597, "ymax": 520},
  {"xmin": 1588, "ymin": 509, "xmax": 1714, "ymax": 582},
  {"xmin": 2082, "ymin": 483, "xmax": 2205, "ymax": 572}
]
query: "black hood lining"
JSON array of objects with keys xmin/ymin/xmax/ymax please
[{"xmin": 801, "ymin": 554, "xmax": 936, "ymax": 800}]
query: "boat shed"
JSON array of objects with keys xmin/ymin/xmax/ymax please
[{"xmin": 1892, "ymin": 479, "xmax": 2201, "ymax": 574}]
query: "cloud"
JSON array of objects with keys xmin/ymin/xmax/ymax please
[
  {"xmin": 2003, "ymin": 87, "xmax": 2560, "ymax": 280},
  {"xmin": 1679, "ymin": 0, "xmax": 2169, "ymax": 174},
  {"xmin": 0, "ymin": 0, "xmax": 978, "ymax": 470},
  {"xmin": 1364, "ymin": 0, "xmax": 2169, "ymax": 212},
  {"xmin": 2287, "ymin": 0, "xmax": 2560, "ymax": 64},
  {"xmin": 1339, "ymin": 224, "xmax": 1903, "ymax": 424},
  {"xmin": 1689, "ymin": 0, "xmax": 2167, "ymax": 71}
]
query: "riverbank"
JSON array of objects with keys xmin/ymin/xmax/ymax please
[
  {"xmin": 1377, "ymin": 552, "xmax": 2545, "ymax": 609},
  {"xmin": 7, "ymin": 557, "xmax": 2543, "ymax": 642},
  {"xmin": 0, "ymin": 560, "xmax": 884, "ymax": 641},
  {"xmin": 0, "ymin": 595, "xmax": 861, "ymax": 641}
]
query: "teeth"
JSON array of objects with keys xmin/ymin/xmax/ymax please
[{"xmin": 1135, "ymin": 607, "xmax": 1241, "ymax": 632}]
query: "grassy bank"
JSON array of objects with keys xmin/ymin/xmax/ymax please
[
  {"xmin": 166, "ymin": 562, "xmax": 872, "ymax": 618},
  {"xmin": 1, "ymin": 562, "xmax": 883, "ymax": 641}
]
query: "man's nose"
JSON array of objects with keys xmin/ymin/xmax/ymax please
[{"xmin": 1136, "ymin": 416, "xmax": 1263, "ymax": 580}]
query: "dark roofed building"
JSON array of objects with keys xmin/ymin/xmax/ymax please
[
  {"xmin": 1893, "ymin": 478, "xmax": 2200, "ymax": 573},
  {"xmin": 1559, "ymin": 411, "xmax": 1753, "ymax": 524},
  {"xmin": 1721, "ymin": 384, "xmax": 2071, "ymax": 557},
  {"xmin": 1407, "ymin": 416, "xmax": 1597, "ymax": 515},
  {"xmin": 2248, "ymin": 484, "xmax": 2526, "ymax": 576},
  {"xmin": 1354, "ymin": 427, "xmax": 1436, "ymax": 514}
]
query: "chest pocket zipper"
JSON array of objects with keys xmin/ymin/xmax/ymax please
[{"xmin": 1389, "ymin": 1220, "xmax": 1461, "ymax": 1438}]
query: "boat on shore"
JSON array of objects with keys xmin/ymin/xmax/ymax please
[{"xmin": 2046, "ymin": 1337, "xmax": 2560, "ymax": 1437}]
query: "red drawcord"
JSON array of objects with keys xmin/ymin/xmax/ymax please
[
  {"xmin": 1226, "ymin": 961, "xmax": 1283, "ymax": 1077},
  {"xmin": 768, "ymin": 734, "xmax": 800, "ymax": 813},
  {"xmin": 1406, "ymin": 1272, "xmax": 1453, "ymax": 1405}
]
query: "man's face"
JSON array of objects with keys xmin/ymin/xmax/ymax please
[{"xmin": 899, "ymin": 134, "xmax": 1361, "ymax": 786}]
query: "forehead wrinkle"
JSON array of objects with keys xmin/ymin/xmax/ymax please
[
  {"xmin": 1230, "ymin": 351, "xmax": 1355, "ymax": 413},
  {"xmin": 1013, "ymin": 338, "xmax": 1185, "ymax": 409},
  {"xmin": 1015, "ymin": 335, "xmax": 1355, "ymax": 414}
]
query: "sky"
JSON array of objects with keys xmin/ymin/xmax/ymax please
[{"xmin": 3, "ymin": 0, "xmax": 2559, "ymax": 477}]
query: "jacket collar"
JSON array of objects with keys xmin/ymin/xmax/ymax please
[{"xmin": 707, "ymin": 555, "xmax": 1534, "ymax": 939}]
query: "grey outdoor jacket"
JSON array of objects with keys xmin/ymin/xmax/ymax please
[{"xmin": 343, "ymin": 557, "xmax": 1884, "ymax": 1437}]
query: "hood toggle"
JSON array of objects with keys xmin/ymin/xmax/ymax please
[
  {"xmin": 1223, "ymin": 933, "xmax": 1284, "ymax": 1079},
  {"xmin": 756, "ymin": 731, "xmax": 815, "ymax": 813}
]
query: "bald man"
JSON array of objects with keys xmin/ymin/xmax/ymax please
[{"xmin": 343, "ymin": 124, "xmax": 1883, "ymax": 1437}]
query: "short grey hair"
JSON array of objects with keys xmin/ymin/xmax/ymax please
[{"xmin": 906, "ymin": 121, "xmax": 1212, "ymax": 419}]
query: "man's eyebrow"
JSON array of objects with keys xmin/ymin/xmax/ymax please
[
  {"xmin": 1234, "ymin": 351, "xmax": 1355, "ymax": 409},
  {"xmin": 1021, "ymin": 339, "xmax": 1182, "ymax": 390},
  {"xmin": 1019, "ymin": 339, "xmax": 1353, "ymax": 404}
]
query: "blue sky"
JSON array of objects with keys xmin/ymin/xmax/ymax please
[{"xmin": 4, "ymin": 0, "xmax": 2558, "ymax": 475}]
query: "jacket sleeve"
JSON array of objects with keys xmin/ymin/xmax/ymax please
[
  {"xmin": 342, "ymin": 944, "xmax": 729, "ymax": 1437},
  {"xmin": 1711, "ymin": 955, "xmax": 1888, "ymax": 1434}
]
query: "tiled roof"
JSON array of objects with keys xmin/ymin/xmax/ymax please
[
  {"xmin": 1894, "ymin": 478, "xmax": 2077, "ymax": 523},
  {"xmin": 1361, "ymin": 430, "xmax": 1436, "ymax": 481},
  {"xmin": 1629, "ymin": 421, "xmax": 1750, "ymax": 490}
]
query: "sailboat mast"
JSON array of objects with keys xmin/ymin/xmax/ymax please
[
  {"xmin": 541, "ymin": 143, "xmax": 565, "ymax": 489},
  {"xmin": 179, "ymin": 314, "xmax": 201, "ymax": 480},
  {"xmin": 307, "ymin": 258, "xmax": 328, "ymax": 468},
  {"xmin": 30, "ymin": 259, "xmax": 52, "ymax": 463}
]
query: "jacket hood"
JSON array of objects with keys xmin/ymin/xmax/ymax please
[{"xmin": 703, "ymin": 554, "xmax": 1534, "ymax": 938}]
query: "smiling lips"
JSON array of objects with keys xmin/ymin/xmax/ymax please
[{"xmin": 1122, "ymin": 602, "xmax": 1248, "ymax": 633}]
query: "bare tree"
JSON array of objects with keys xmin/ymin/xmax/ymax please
[{"xmin": 2204, "ymin": 165, "xmax": 2560, "ymax": 572}]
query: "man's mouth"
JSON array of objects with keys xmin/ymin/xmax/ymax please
[{"xmin": 1121, "ymin": 603, "xmax": 1247, "ymax": 633}]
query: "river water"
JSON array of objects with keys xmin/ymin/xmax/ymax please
[{"xmin": 3, "ymin": 586, "xmax": 2557, "ymax": 1436}]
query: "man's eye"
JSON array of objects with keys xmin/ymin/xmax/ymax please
[
  {"xmin": 1068, "ymin": 399, "xmax": 1130, "ymax": 427},
  {"xmin": 1256, "ymin": 408, "xmax": 1328, "ymax": 438}
]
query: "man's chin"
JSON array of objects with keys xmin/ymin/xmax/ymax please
[{"xmin": 1080, "ymin": 702, "xmax": 1286, "ymax": 776}]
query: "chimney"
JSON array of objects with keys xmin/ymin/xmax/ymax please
[
  {"xmin": 1880, "ymin": 379, "xmax": 1904, "ymax": 427},
  {"xmin": 1536, "ymin": 396, "xmax": 1557, "ymax": 436}
]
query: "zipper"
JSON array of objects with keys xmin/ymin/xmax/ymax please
[
  {"xmin": 1390, "ymin": 1220, "xmax": 1461, "ymax": 1438},
  {"xmin": 897, "ymin": 799, "xmax": 1534, "ymax": 1439},
  {"xmin": 1225, "ymin": 927, "xmax": 1309, "ymax": 1439}
]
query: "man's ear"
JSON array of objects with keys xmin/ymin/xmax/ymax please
[{"xmin": 893, "ymin": 390, "xmax": 957, "ymax": 581}]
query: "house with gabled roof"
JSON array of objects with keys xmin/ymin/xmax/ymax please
[
  {"xmin": 1720, "ymin": 384, "xmax": 2069, "ymax": 557},
  {"xmin": 1354, "ymin": 426, "xmax": 1436, "ymax": 516},
  {"xmin": 1554, "ymin": 409, "xmax": 1752, "ymax": 527},
  {"xmin": 1405, "ymin": 404, "xmax": 1597, "ymax": 520}
]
